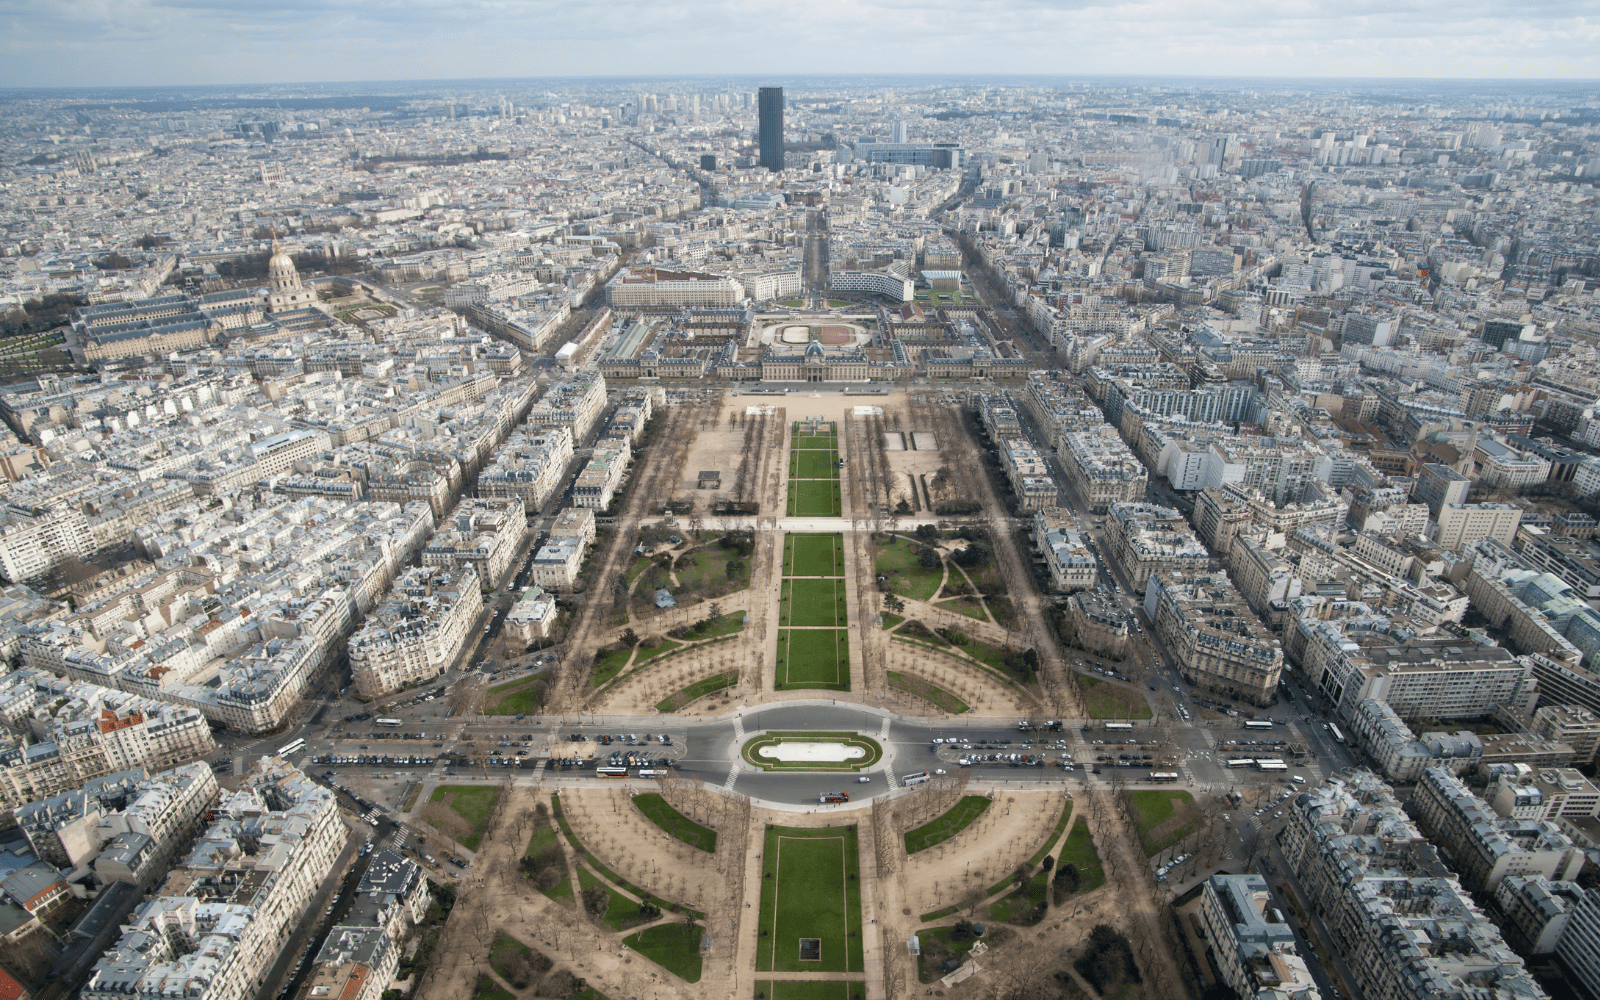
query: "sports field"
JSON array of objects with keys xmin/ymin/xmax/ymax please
[
  {"xmin": 775, "ymin": 629, "xmax": 849, "ymax": 690},
  {"xmin": 756, "ymin": 826, "xmax": 865, "ymax": 973},
  {"xmin": 785, "ymin": 533, "xmax": 843, "ymax": 577},
  {"xmin": 782, "ymin": 578, "xmax": 848, "ymax": 627}
]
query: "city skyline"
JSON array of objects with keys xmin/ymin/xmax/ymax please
[{"xmin": 1, "ymin": 0, "xmax": 1598, "ymax": 89}]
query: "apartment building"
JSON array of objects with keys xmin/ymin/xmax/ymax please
[
  {"xmin": 526, "ymin": 372, "xmax": 608, "ymax": 444},
  {"xmin": 1227, "ymin": 537, "xmax": 1303, "ymax": 617},
  {"xmin": 297, "ymin": 850, "xmax": 430, "ymax": 1000},
  {"xmin": 1432, "ymin": 502, "xmax": 1524, "ymax": 551},
  {"xmin": 1058, "ymin": 425, "xmax": 1148, "ymax": 513},
  {"xmin": 1198, "ymin": 874, "xmax": 1320, "ymax": 1000},
  {"xmin": 1348, "ymin": 699, "xmax": 1437, "ymax": 782},
  {"xmin": 549, "ymin": 506, "xmax": 596, "ymax": 548},
  {"xmin": 1068, "ymin": 590, "xmax": 1130, "ymax": 660},
  {"xmin": 1412, "ymin": 463, "xmax": 1473, "ymax": 516},
  {"xmin": 83, "ymin": 759, "xmax": 346, "ymax": 1000},
  {"xmin": 1494, "ymin": 876, "xmax": 1586, "ymax": 955},
  {"xmin": 1144, "ymin": 571, "xmax": 1282, "ymax": 707},
  {"xmin": 1412, "ymin": 766, "xmax": 1585, "ymax": 893},
  {"xmin": 530, "ymin": 536, "xmax": 586, "ymax": 591},
  {"xmin": 505, "ymin": 586, "xmax": 558, "ymax": 643},
  {"xmin": 1104, "ymin": 502, "xmax": 1210, "ymax": 594},
  {"xmin": 573, "ymin": 441, "xmax": 630, "ymax": 510},
  {"xmin": 476, "ymin": 428, "xmax": 575, "ymax": 515},
  {"xmin": 1487, "ymin": 768, "xmax": 1600, "ymax": 824},
  {"xmin": 607, "ymin": 267, "xmax": 745, "ymax": 307},
  {"xmin": 1279, "ymin": 771, "xmax": 1544, "ymax": 1000},
  {"xmin": 423, "ymin": 497, "xmax": 528, "ymax": 589},
  {"xmin": 348, "ymin": 564, "xmax": 483, "ymax": 699},
  {"xmin": 1531, "ymin": 705, "xmax": 1600, "ymax": 767},
  {"xmin": 1034, "ymin": 508, "xmax": 1096, "ymax": 592},
  {"xmin": 999, "ymin": 437, "xmax": 1057, "ymax": 510}
]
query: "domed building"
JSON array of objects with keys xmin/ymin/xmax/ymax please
[{"xmin": 265, "ymin": 238, "xmax": 317, "ymax": 313}]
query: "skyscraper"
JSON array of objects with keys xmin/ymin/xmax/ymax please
[
  {"xmin": 758, "ymin": 87, "xmax": 784, "ymax": 172},
  {"xmin": 892, "ymin": 120, "xmax": 908, "ymax": 144}
]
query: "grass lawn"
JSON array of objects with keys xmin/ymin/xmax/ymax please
[
  {"xmin": 1030, "ymin": 802, "xmax": 1074, "ymax": 864},
  {"xmin": 576, "ymin": 866, "xmax": 654, "ymax": 933},
  {"xmin": 490, "ymin": 933, "xmax": 533, "ymax": 983},
  {"xmin": 776, "ymin": 629, "xmax": 849, "ymax": 691},
  {"xmin": 626, "ymin": 555, "xmax": 655, "ymax": 584},
  {"xmin": 886, "ymin": 671, "xmax": 968, "ymax": 713},
  {"xmin": 1056, "ymin": 819, "xmax": 1105, "ymax": 894},
  {"xmin": 914, "ymin": 926, "xmax": 984, "ymax": 982},
  {"xmin": 591, "ymin": 647, "xmax": 634, "ymax": 687},
  {"xmin": 904, "ymin": 796, "xmax": 990, "ymax": 854},
  {"xmin": 633, "ymin": 793, "xmax": 717, "ymax": 852},
  {"xmin": 938, "ymin": 596, "xmax": 990, "ymax": 622},
  {"xmin": 788, "ymin": 480, "xmax": 842, "ymax": 517},
  {"xmin": 484, "ymin": 676, "xmax": 545, "ymax": 715},
  {"xmin": 756, "ymin": 983, "xmax": 856, "ymax": 1000},
  {"xmin": 688, "ymin": 611, "xmax": 746, "ymax": 640},
  {"xmin": 786, "ymin": 533, "xmax": 844, "ymax": 577},
  {"xmin": 777, "ymin": 298, "xmax": 805, "ymax": 307},
  {"xmin": 790, "ymin": 450, "xmax": 841, "ymax": 479},
  {"xmin": 874, "ymin": 538, "xmax": 943, "ymax": 602},
  {"xmin": 425, "ymin": 785, "xmax": 500, "ymax": 850},
  {"xmin": 880, "ymin": 612, "xmax": 904, "ymax": 629},
  {"xmin": 634, "ymin": 638, "xmax": 684, "ymax": 664},
  {"xmin": 542, "ymin": 874, "xmax": 574, "ymax": 904},
  {"xmin": 657, "ymin": 670, "xmax": 738, "ymax": 712},
  {"xmin": 1078, "ymin": 675, "xmax": 1153, "ymax": 720},
  {"xmin": 526, "ymin": 821, "xmax": 560, "ymax": 858},
  {"xmin": 625, "ymin": 922, "xmax": 702, "ymax": 982},
  {"xmin": 1128, "ymin": 790, "xmax": 1199, "ymax": 856},
  {"xmin": 826, "ymin": 299, "xmax": 854, "ymax": 309},
  {"xmin": 756, "ymin": 826, "xmax": 864, "ymax": 973},
  {"xmin": 674, "ymin": 546, "xmax": 749, "ymax": 593},
  {"xmin": 782, "ymin": 578, "xmax": 848, "ymax": 627},
  {"xmin": 987, "ymin": 871, "xmax": 1048, "ymax": 924},
  {"xmin": 473, "ymin": 974, "xmax": 516, "ymax": 1000}
]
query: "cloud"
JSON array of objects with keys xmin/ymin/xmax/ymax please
[{"xmin": 1, "ymin": 0, "xmax": 1596, "ymax": 86}]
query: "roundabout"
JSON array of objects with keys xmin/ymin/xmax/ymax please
[{"xmin": 740, "ymin": 731, "xmax": 883, "ymax": 771}]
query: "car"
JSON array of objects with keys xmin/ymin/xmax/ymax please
[
  {"xmin": 933, "ymin": 769, "xmax": 947, "ymax": 775},
  {"xmin": 857, "ymin": 776, "xmax": 871, "ymax": 783}
]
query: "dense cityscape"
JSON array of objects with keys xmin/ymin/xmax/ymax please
[{"xmin": 0, "ymin": 72, "xmax": 1595, "ymax": 1000}]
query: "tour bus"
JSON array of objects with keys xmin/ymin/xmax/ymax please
[
  {"xmin": 1150, "ymin": 772, "xmax": 1180, "ymax": 783},
  {"xmin": 278, "ymin": 738, "xmax": 306, "ymax": 757},
  {"xmin": 1243, "ymin": 720, "xmax": 1275, "ymax": 730},
  {"xmin": 636, "ymin": 769, "xmax": 664, "ymax": 779},
  {"xmin": 820, "ymin": 792, "xmax": 850, "ymax": 803},
  {"xmin": 1225, "ymin": 758, "xmax": 1256, "ymax": 768},
  {"xmin": 375, "ymin": 718, "xmax": 403, "ymax": 727},
  {"xmin": 595, "ymin": 766, "xmax": 630, "ymax": 778},
  {"xmin": 1103, "ymin": 722, "xmax": 1134, "ymax": 732},
  {"xmin": 1256, "ymin": 760, "xmax": 1289, "ymax": 772},
  {"xmin": 1329, "ymin": 723, "xmax": 1346, "ymax": 745},
  {"xmin": 901, "ymin": 770, "xmax": 932, "ymax": 787}
]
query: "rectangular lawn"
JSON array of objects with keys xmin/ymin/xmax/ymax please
[
  {"xmin": 776, "ymin": 629, "xmax": 849, "ymax": 690},
  {"xmin": 786, "ymin": 533, "xmax": 843, "ymax": 577},
  {"xmin": 757, "ymin": 826, "xmax": 864, "ymax": 973},
  {"xmin": 790, "ymin": 450, "xmax": 841, "ymax": 479},
  {"xmin": 788, "ymin": 480, "xmax": 843, "ymax": 517},
  {"xmin": 425, "ymin": 785, "xmax": 501, "ymax": 850},
  {"xmin": 783, "ymin": 578, "xmax": 847, "ymax": 627}
]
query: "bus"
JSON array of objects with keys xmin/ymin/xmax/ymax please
[
  {"xmin": 1150, "ymin": 772, "xmax": 1180, "ymax": 783},
  {"xmin": 1226, "ymin": 758, "xmax": 1256, "ymax": 768},
  {"xmin": 1256, "ymin": 761, "xmax": 1289, "ymax": 772},
  {"xmin": 595, "ymin": 767, "xmax": 629, "ymax": 778},
  {"xmin": 1104, "ymin": 722, "xmax": 1134, "ymax": 732},
  {"xmin": 1329, "ymin": 724, "xmax": 1346, "ymax": 745},
  {"xmin": 901, "ymin": 770, "xmax": 932, "ymax": 787},
  {"xmin": 278, "ymin": 738, "xmax": 306, "ymax": 757},
  {"xmin": 375, "ymin": 718, "xmax": 403, "ymax": 727},
  {"xmin": 1243, "ymin": 720, "xmax": 1275, "ymax": 730},
  {"xmin": 636, "ymin": 769, "xmax": 664, "ymax": 779},
  {"xmin": 821, "ymin": 792, "xmax": 850, "ymax": 803}
]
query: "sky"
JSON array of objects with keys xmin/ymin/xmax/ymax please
[{"xmin": 1, "ymin": 0, "xmax": 1598, "ymax": 89}]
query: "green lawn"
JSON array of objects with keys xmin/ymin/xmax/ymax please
[
  {"xmin": 625, "ymin": 922, "xmax": 703, "ymax": 982},
  {"xmin": 786, "ymin": 533, "xmax": 844, "ymax": 577},
  {"xmin": 576, "ymin": 866, "xmax": 657, "ymax": 933},
  {"xmin": 1128, "ymin": 790, "xmax": 1198, "ymax": 856},
  {"xmin": 657, "ymin": 670, "xmax": 738, "ymax": 711},
  {"xmin": 790, "ymin": 450, "xmax": 841, "ymax": 479},
  {"xmin": 473, "ymin": 974, "xmax": 516, "ymax": 1000},
  {"xmin": 776, "ymin": 629, "xmax": 849, "ymax": 690},
  {"xmin": 914, "ymin": 926, "xmax": 984, "ymax": 981},
  {"xmin": 938, "ymin": 596, "xmax": 990, "ymax": 622},
  {"xmin": 626, "ymin": 555, "xmax": 655, "ymax": 584},
  {"xmin": 542, "ymin": 874, "xmax": 574, "ymax": 904},
  {"xmin": 425, "ymin": 785, "xmax": 500, "ymax": 850},
  {"xmin": 1056, "ymin": 819, "xmax": 1105, "ymax": 894},
  {"xmin": 987, "ymin": 871, "xmax": 1048, "ymax": 925},
  {"xmin": 674, "ymin": 546, "xmax": 750, "ymax": 593},
  {"xmin": 880, "ymin": 612, "xmax": 904, "ymax": 629},
  {"xmin": 782, "ymin": 578, "xmax": 848, "ymax": 627},
  {"xmin": 886, "ymin": 671, "xmax": 968, "ymax": 714},
  {"xmin": 1029, "ymin": 802, "xmax": 1074, "ymax": 865},
  {"xmin": 756, "ymin": 983, "xmax": 856, "ymax": 1000},
  {"xmin": 526, "ymin": 821, "xmax": 559, "ymax": 858},
  {"xmin": 635, "ymin": 638, "xmax": 684, "ymax": 664},
  {"xmin": 490, "ymin": 933, "xmax": 533, "ymax": 984},
  {"xmin": 633, "ymin": 793, "xmax": 718, "ymax": 852},
  {"xmin": 874, "ymin": 538, "xmax": 943, "ymax": 602},
  {"xmin": 1078, "ymin": 675, "xmax": 1153, "ymax": 720},
  {"xmin": 484, "ymin": 676, "xmax": 546, "ymax": 715},
  {"xmin": 904, "ymin": 796, "xmax": 990, "ymax": 854},
  {"xmin": 756, "ymin": 826, "xmax": 864, "ymax": 973},
  {"xmin": 591, "ymin": 647, "xmax": 634, "ymax": 687},
  {"xmin": 788, "ymin": 480, "xmax": 843, "ymax": 517}
]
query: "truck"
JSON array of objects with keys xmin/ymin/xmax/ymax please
[{"xmin": 820, "ymin": 792, "xmax": 850, "ymax": 803}]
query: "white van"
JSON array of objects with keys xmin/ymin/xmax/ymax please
[{"xmin": 1291, "ymin": 775, "xmax": 1306, "ymax": 785}]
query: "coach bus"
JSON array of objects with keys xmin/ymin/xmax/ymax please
[
  {"xmin": 595, "ymin": 767, "xmax": 630, "ymax": 778},
  {"xmin": 375, "ymin": 718, "xmax": 403, "ymax": 727},
  {"xmin": 1243, "ymin": 720, "xmax": 1275, "ymax": 730},
  {"xmin": 1103, "ymin": 722, "xmax": 1134, "ymax": 732},
  {"xmin": 277, "ymin": 738, "xmax": 306, "ymax": 757},
  {"xmin": 1150, "ymin": 772, "xmax": 1180, "ymax": 783},
  {"xmin": 1225, "ymin": 758, "xmax": 1256, "ymax": 768},
  {"xmin": 1256, "ymin": 760, "xmax": 1289, "ymax": 772},
  {"xmin": 902, "ymin": 770, "xmax": 932, "ymax": 787},
  {"xmin": 1329, "ymin": 723, "xmax": 1345, "ymax": 744}
]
